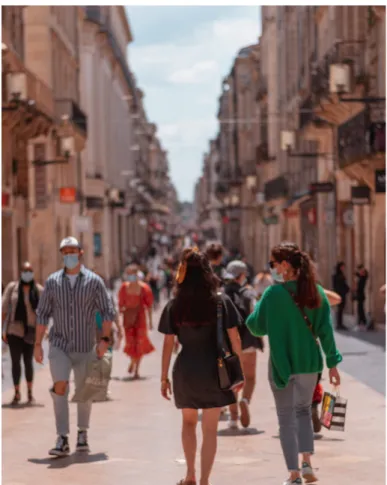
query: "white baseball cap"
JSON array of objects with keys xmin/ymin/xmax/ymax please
[{"xmin": 59, "ymin": 236, "xmax": 80, "ymax": 251}]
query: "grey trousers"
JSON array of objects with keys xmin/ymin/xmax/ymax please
[
  {"xmin": 49, "ymin": 345, "xmax": 95, "ymax": 437},
  {"xmin": 269, "ymin": 366, "xmax": 317, "ymax": 471}
]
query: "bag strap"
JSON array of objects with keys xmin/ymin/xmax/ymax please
[
  {"xmin": 216, "ymin": 292, "xmax": 228, "ymax": 358},
  {"xmin": 283, "ymin": 286, "xmax": 319, "ymax": 345}
]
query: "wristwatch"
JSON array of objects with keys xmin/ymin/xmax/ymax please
[{"xmin": 100, "ymin": 336, "xmax": 110, "ymax": 343}]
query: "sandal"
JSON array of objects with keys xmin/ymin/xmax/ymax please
[{"xmin": 11, "ymin": 391, "xmax": 21, "ymax": 406}]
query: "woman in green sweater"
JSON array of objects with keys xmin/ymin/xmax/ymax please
[{"xmin": 246, "ymin": 242, "xmax": 342, "ymax": 485}]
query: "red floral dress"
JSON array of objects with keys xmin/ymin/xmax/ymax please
[{"xmin": 118, "ymin": 282, "xmax": 155, "ymax": 359}]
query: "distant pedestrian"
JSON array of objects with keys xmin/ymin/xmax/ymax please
[
  {"xmin": 34, "ymin": 237, "xmax": 115, "ymax": 457},
  {"xmin": 118, "ymin": 263, "xmax": 154, "ymax": 379},
  {"xmin": 246, "ymin": 241, "xmax": 342, "ymax": 485},
  {"xmin": 241, "ymin": 255, "xmax": 255, "ymax": 285},
  {"xmin": 146, "ymin": 247, "xmax": 162, "ymax": 310},
  {"xmin": 332, "ymin": 261, "xmax": 350, "ymax": 330},
  {"xmin": 2, "ymin": 262, "xmax": 43, "ymax": 405},
  {"xmin": 354, "ymin": 264, "xmax": 369, "ymax": 329},
  {"xmin": 205, "ymin": 242, "xmax": 227, "ymax": 287},
  {"xmin": 224, "ymin": 260, "xmax": 264, "ymax": 430},
  {"xmin": 159, "ymin": 247, "xmax": 243, "ymax": 485}
]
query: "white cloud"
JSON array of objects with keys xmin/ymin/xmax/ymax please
[
  {"xmin": 169, "ymin": 60, "xmax": 218, "ymax": 84},
  {"xmin": 129, "ymin": 11, "xmax": 260, "ymax": 200}
]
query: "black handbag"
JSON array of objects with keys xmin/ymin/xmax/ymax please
[{"xmin": 216, "ymin": 294, "xmax": 244, "ymax": 391}]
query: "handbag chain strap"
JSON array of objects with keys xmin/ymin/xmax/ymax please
[{"xmin": 284, "ymin": 286, "xmax": 319, "ymax": 345}]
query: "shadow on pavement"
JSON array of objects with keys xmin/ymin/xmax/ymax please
[
  {"xmin": 2, "ymin": 402, "xmax": 45, "ymax": 409},
  {"xmin": 217, "ymin": 427, "xmax": 264, "ymax": 437},
  {"xmin": 110, "ymin": 376, "xmax": 149, "ymax": 382},
  {"xmin": 28, "ymin": 452, "xmax": 108, "ymax": 469},
  {"xmin": 272, "ymin": 433, "xmax": 345, "ymax": 442}
]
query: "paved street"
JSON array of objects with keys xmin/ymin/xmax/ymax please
[{"xmin": 2, "ymin": 304, "xmax": 385, "ymax": 485}]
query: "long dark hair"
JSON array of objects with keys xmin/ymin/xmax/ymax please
[
  {"xmin": 335, "ymin": 261, "xmax": 345, "ymax": 275},
  {"xmin": 173, "ymin": 248, "xmax": 218, "ymax": 324},
  {"xmin": 271, "ymin": 241, "xmax": 321, "ymax": 309}
]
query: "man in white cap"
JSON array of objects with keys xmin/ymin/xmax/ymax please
[
  {"xmin": 224, "ymin": 260, "xmax": 264, "ymax": 430},
  {"xmin": 34, "ymin": 237, "xmax": 115, "ymax": 456}
]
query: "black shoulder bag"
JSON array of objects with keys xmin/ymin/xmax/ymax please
[
  {"xmin": 216, "ymin": 294, "xmax": 244, "ymax": 391},
  {"xmin": 284, "ymin": 287, "xmax": 319, "ymax": 346}
]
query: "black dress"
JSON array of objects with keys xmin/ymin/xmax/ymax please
[{"xmin": 158, "ymin": 294, "xmax": 241, "ymax": 409}]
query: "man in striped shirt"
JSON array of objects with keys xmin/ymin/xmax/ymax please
[{"xmin": 34, "ymin": 237, "xmax": 115, "ymax": 457}]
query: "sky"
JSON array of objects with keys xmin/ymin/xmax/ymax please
[{"xmin": 126, "ymin": 6, "xmax": 261, "ymax": 202}]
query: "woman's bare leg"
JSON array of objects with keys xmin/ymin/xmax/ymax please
[
  {"xmin": 182, "ymin": 409, "xmax": 198, "ymax": 482},
  {"xmin": 200, "ymin": 408, "xmax": 221, "ymax": 485},
  {"xmin": 134, "ymin": 357, "xmax": 142, "ymax": 379}
]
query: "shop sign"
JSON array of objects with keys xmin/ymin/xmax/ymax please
[
  {"xmin": 375, "ymin": 169, "xmax": 386, "ymax": 193},
  {"xmin": 351, "ymin": 185, "xmax": 371, "ymax": 205},
  {"xmin": 263, "ymin": 215, "xmax": 279, "ymax": 225},
  {"xmin": 309, "ymin": 182, "xmax": 334, "ymax": 194},
  {"xmin": 60, "ymin": 187, "xmax": 77, "ymax": 203},
  {"xmin": 86, "ymin": 196, "xmax": 104, "ymax": 209},
  {"xmin": 2, "ymin": 192, "xmax": 10, "ymax": 208}
]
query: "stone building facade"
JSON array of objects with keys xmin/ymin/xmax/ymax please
[{"xmin": 196, "ymin": 5, "xmax": 385, "ymax": 321}]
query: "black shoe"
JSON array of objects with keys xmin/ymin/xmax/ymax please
[
  {"xmin": 76, "ymin": 430, "xmax": 90, "ymax": 452},
  {"xmin": 336, "ymin": 325, "xmax": 348, "ymax": 331},
  {"xmin": 49, "ymin": 435, "xmax": 70, "ymax": 457},
  {"xmin": 27, "ymin": 390, "xmax": 35, "ymax": 405},
  {"xmin": 11, "ymin": 391, "xmax": 21, "ymax": 406}
]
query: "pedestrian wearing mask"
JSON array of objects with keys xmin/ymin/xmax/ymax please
[
  {"xmin": 246, "ymin": 241, "xmax": 342, "ymax": 485},
  {"xmin": 2, "ymin": 262, "xmax": 43, "ymax": 405},
  {"xmin": 34, "ymin": 237, "xmax": 115, "ymax": 457},
  {"xmin": 224, "ymin": 260, "xmax": 264, "ymax": 429},
  {"xmin": 118, "ymin": 263, "xmax": 154, "ymax": 379}
]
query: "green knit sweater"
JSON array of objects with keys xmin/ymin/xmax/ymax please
[{"xmin": 246, "ymin": 281, "xmax": 342, "ymax": 389}]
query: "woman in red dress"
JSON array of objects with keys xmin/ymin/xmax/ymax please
[{"xmin": 118, "ymin": 264, "xmax": 155, "ymax": 379}]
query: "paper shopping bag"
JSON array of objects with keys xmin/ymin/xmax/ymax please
[{"xmin": 320, "ymin": 390, "xmax": 347, "ymax": 431}]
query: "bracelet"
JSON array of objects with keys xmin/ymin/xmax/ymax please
[{"xmin": 161, "ymin": 377, "xmax": 170, "ymax": 384}]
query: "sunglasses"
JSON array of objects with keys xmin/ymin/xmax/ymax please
[{"xmin": 268, "ymin": 261, "xmax": 276, "ymax": 269}]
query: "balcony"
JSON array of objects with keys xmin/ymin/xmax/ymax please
[
  {"xmin": 264, "ymin": 175, "xmax": 289, "ymax": 202},
  {"xmin": 56, "ymin": 99, "xmax": 87, "ymax": 135},
  {"xmin": 311, "ymin": 41, "xmax": 366, "ymax": 102},
  {"xmin": 338, "ymin": 109, "xmax": 386, "ymax": 169}
]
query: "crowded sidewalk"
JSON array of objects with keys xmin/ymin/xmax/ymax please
[{"xmin": 2, "ymin": 307, "xmax": 384, "ymax": 485}]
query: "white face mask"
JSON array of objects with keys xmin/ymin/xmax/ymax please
[
  {"xmin": 270, "ymin": 267, "xmax": 284, "ymax": 283},
  {"xmin": 21, "ymin": 271, "xmax": 34, "ymax": 283}
]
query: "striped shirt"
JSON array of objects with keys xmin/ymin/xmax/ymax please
[{"xmin": 36, "ymin": 266, "xmax": 116, "ymax": 353}]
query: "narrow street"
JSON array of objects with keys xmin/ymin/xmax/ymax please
[{"xmin": 2, "ymin": 304, "xmax": 385, "ymax": 485}]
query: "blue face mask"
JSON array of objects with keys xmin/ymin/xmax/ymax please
[
  {"xmin": 127, "ymin": 274, "xmax": 137, "ymax": 282},
  {"xmin": 21, "ymin": 271, "xmax": 34, "ymax": 283},
  {"xmin": 63, "ymin": 254, "xmax": 79, "ymax": 270},
  {"xmin": 270, "ymin": 267, "xmax": 284, "ymax": 283}
]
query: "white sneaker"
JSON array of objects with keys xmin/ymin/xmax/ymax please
[
  {"xmin": 302, "ymin": 462, "xmax": 318, "ymax": 483},
  {"xmin": 228, "ymin": 419, "xmax": 238, "ymax": 430}
]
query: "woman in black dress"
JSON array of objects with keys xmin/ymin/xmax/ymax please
[{"xmin": 159, "ymin": 247, "xmax": 243, "ymax": 485}]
